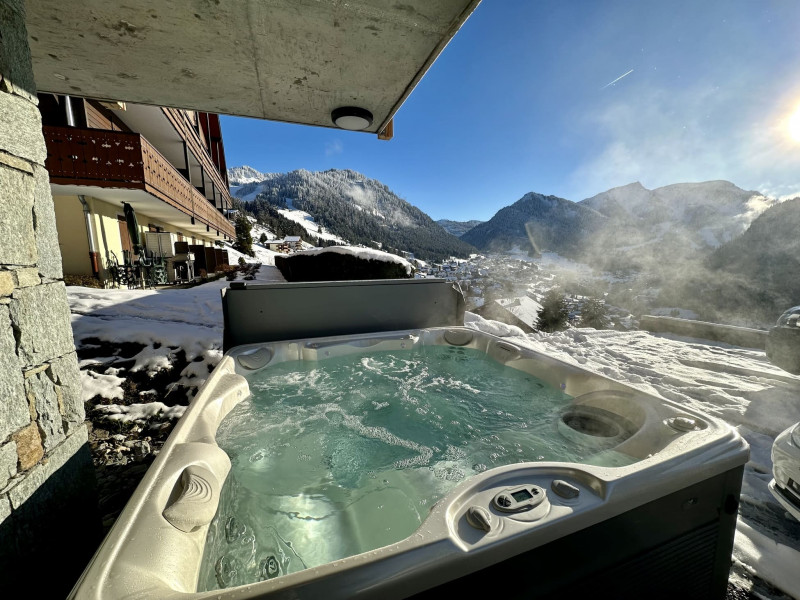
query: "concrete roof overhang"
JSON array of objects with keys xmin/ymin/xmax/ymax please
[{"xmin": 25, "ymin": 0, "xmax": 481, "ymax": 134}]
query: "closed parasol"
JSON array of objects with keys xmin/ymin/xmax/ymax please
[{"xmin": 123, "ymin": 202, "xmax": 142, "ymax": 256}]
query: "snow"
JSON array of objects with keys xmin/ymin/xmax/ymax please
[
  {"xmin": 277, "ymin": 208, "xmax": 347, "ymax": 243},
  {"xmin": 292, "ymin": 245, "xmax": 414, "ymax": 275},
  {"xmin": 66, "ymin": 277, "xmax": 800, "ymax": 597},
  {"xmin": 733, "ymin": 521, "xmax": 800, "ymax": 595},
  {"xmin": 80, "ymin": 369, "xmax": 125, "ymax": 402},
  {"xmin": 495, "ymin": 296, "xmax": 543, "ymax": 329},
  {"xmin": 94, "ymin": 402, "xmax": 187, "ymax": 423}
]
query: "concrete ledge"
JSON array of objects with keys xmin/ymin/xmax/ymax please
[{"xmin": 640, "ymin": 315, "xmax": 767, "ymax": 350}]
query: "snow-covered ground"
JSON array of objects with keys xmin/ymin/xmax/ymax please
[{"xmin": 68, "ymin": 269, "xmax": 800, "ymax": 598}]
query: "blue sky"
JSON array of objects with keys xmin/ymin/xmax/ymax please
[{"xmin": 221, "ymin": 0, "xmax": 800, "ymax": 221}]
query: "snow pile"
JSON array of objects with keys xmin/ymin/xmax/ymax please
[
  {"xmin": 80, "ymin": 369, "xmax": 125, "ymax": 402},
  {"xmin": 94, "ymin": 402, "xmax": 187, "ymax": 424},
  {"xmin": 293, "ymin": 245, "xmax": 413, "ymax": 275},
  {"xmin": 495, "ymin": 296, "xmax": 543, "ymax": 329}
]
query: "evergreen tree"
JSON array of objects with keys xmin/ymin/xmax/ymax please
[
  {"xmin": 259, "ymin": 232, "xmax": 267, "ymax": 244},
  {"xmin": 580, "ymin": 297, "xmax": 609, "ymax": 329},
  {"xmin": 537, "ymin": 288, "xmax": 569, "ymax": 332},
  {"xmin": 233, "ymin": 214, "xmax": 254, "ymax": 257}
]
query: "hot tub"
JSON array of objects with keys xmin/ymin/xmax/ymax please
[{"xmin": 69, "ymin": 327, "xmax": 748, "ymax": 600}]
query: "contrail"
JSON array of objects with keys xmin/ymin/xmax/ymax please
[{"xmin": 602, "ymin": 69, "xmax": 634, "ymax": 89}]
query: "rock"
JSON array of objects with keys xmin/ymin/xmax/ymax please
[
  {"xmin": 0, "ymin": 163, "xmax": 37, "ymax": 266},
  {"xmin": 12, "ymin": 422, "xmax": 43, "ymax": 471},
  {"xmin": 133, "ymin": 440, "xmax": 151, "ymax": 461},
  {"xmin": 25, "ymin": 367, "xmax": 66, "ymax": 453},
  {"xmin": 0, "ymin": 305, "xmax": 28, "ymax": 440},
  {"xmin": 9, "ymin": 282, "xmax": 75, "ymax": 367}
]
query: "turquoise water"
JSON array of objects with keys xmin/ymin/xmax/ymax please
[{"xmin": 199, "ymin": 345, "xmax": 632, "ymax": 590}]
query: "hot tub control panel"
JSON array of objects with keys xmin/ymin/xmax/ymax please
[
  {"xmin": 492, "ymin": 485, "xmax": 546, "ymax": 513},
  {"xmin": 458, "ymin": 472, "xmax": 604, "ymax": 543}
]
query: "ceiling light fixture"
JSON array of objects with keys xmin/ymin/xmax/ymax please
[{"xmin": 331, "ymin": 106, "xmax": 373, "ymax": 131}]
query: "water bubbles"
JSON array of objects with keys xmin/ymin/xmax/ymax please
[
  {"xmin": 260, "ymin": 555, "xmax": 280, "ymax": 580},
  {"xmin": 324, "ymin": 410, "xmax": 343, "ymax": 425},
  {"xmin": 249, "ymin": 449, "xmax": 265, "ymax": 463},
  {"xmin": 473, "ymin": 463, "xmax": 487, "ymax": 472}
]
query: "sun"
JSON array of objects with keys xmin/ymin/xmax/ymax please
[{"xmin": 789, "ymin": 104, "xmax": 800, "ymax": 142}]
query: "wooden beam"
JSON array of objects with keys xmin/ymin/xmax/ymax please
[{"xmin": 377, "ymin": 118, "xmax": 394, "ymax": 141}]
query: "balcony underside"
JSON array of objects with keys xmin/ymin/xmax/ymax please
[
  {"xmin": 51, "ymin": 183, "xmax": 230, "ymax": 241},
  {"xmin": 26, "ymin": 0, "xmax": 481, "ymax": 134}
]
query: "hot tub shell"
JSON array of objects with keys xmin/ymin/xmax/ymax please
[{"xmin": 69, "ymin": 327, "xmax": 748, "ymax": 600}]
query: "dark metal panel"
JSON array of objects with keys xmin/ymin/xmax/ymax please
[{"xmin": 221, "ymin": 279, "xmax": 465, "ymax": 351}]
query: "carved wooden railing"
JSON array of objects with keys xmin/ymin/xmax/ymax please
[
  {"xmin": 162, "ymin": 108, "xmax": 232, "ymax": 211},
  {"xmin": 43, "ymin": 126, "xmax": 235, "ymax": 238}
]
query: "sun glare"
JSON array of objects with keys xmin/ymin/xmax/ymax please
[{"xmin": 789, "ymin": 104, "xmax": 800, "ymax": 142}]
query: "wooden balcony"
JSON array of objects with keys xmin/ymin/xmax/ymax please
[
  {"xmin": 43, "ymin": 125, "xmax": 235, "ymax": 238},
  {"xmin": 162, "ymin": 108, "xmax": 231, "ymax": 206}
]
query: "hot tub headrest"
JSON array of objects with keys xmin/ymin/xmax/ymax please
[{"xmin": 222, "ymin": 279, "xmax": 465, "ymax": 351}]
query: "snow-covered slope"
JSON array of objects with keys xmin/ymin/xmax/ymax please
[{"xmin": 276, "ymin": 207, "xmax": 347, "ymax": 244}]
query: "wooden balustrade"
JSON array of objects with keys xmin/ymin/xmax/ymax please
[
  {"xmin": 43, "ymin": 126, "xmax": 235, "ymax": 238},
  {"xmin": 162, "ymin": 108, "xmax": 232, "ymax": 210}
]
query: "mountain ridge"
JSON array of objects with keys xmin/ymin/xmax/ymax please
[
  {"xmin": 228, "ymin": 166, "xmax": 476, "ymax": 262},
  {"xmin": 462, "ymin": 180, "xmax": 777, "ymax": 268}
]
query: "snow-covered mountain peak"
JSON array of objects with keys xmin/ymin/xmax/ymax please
[{"xmin": 228, "ymin": 165, "xmax": 272, "ymax": 186}]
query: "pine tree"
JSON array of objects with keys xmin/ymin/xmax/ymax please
[
  {"xmin": 259, "ymin": 232, "xmax": 267, "ymax": 244},
  {"xmin": 580, "ymin": 297, "xmax": 609, "ymax": 329},
  {"xmin": 537, "ymin": 288, "xmax": 569, "ymax": 332},
  {"xmin": 233, "ymin": 214, "xmax": 254, "ymax": 257}
]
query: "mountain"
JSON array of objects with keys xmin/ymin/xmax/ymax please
[
  {"xmin": 696, "ymin": 197, "xmax": 800, "ymax": 324},
  {"xmin": 227, "ymin": 167, "xmax": 476, "ymax": 262},
  {"xmin": 463, "ymin": 181, "xmax": 775, "ymax": 271},
  {"xmin": 437, "ymin": 219, "xmax": 484, "ymax": 237},
  {"xmin": 228, "ymin": 166, "xmax": 271, "ymax": 186},
  {"xmin": 580, "ymin": 180, "xmax": 773, "ymax": 249},
  {"xmin": 460, "ymin": 192, "xmax": 607, "ymax": 257}
]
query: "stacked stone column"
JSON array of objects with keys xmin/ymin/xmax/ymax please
[{"xmin": 0, "ymin": 0, "xmax": 99, "ymax": 594}]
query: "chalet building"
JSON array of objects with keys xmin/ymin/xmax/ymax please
[{"xmin": 38, "ymin": 95, "xmax": 236, "ymax": 283}]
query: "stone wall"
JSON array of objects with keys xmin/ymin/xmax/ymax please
[{"xmin": 0, "ymin": 0, "xmax": 100, "ymax": 595}]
